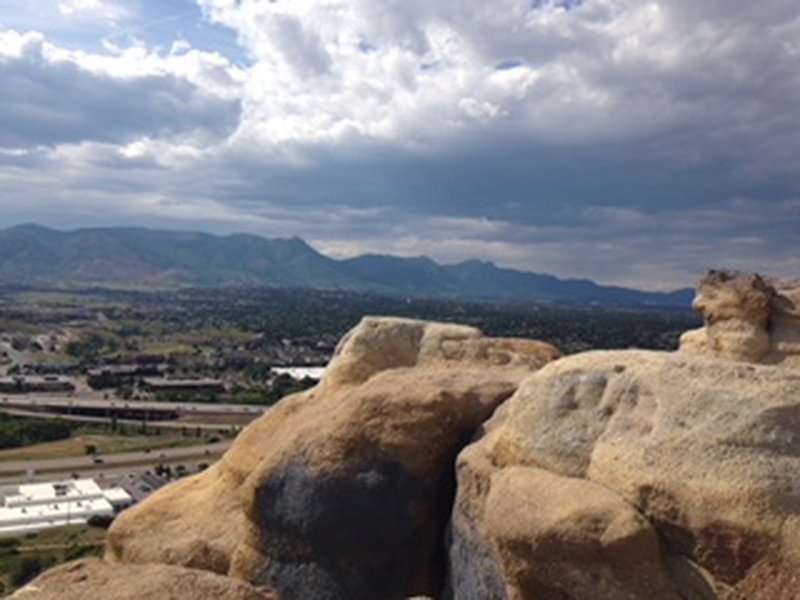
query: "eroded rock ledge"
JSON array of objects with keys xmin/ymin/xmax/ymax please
[{"xmin": 680, "ymin": 269, "xmax": 800, "ymax": 367}]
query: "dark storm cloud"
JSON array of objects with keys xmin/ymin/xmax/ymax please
[{"xmin": 0, "ymin": 33, "xmax": 240, "ymax": 149}]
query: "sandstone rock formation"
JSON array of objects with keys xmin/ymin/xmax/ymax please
[
  {"xmin": 449, "ymin": 349, "xmax": 800, "ymax": 599},
  {"xmin": 680, "ymin": 269, "xmax": 800, "ymax": 367},
  {"xmin": 12, "ymin": 558, "xmax": 276, "ymax": 600},
  {"xmin": 106, "ymin": 317, "xmax": 560, "ymax": 599},
  {"xmin": 21, "ymin": 275, "xmax": 800, "ymax": 599}
]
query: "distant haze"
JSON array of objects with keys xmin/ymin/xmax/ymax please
[{"xmin": 0, "ymin": 1, "xmax": 797, "ymax": 289}]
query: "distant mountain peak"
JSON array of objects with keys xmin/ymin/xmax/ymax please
[
  {"xmin": 0, "ymin": 224, "xmax": 693, "ymax": 307},
  {"xmin": 454, "ymin": 258, "xmax": 498, "ymax": 269},
  {"xmin": 8, "ymin": 223, "xmax": 57, "ymax": 234}
]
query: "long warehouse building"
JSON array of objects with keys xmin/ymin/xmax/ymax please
[{"xmin": 0, "ymin": 478, "xmax": 132, "ymax": 536}]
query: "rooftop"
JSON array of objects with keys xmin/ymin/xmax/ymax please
[{"xmin": 0, "ymin": 478, "xmax": 132, "ymax": 536}]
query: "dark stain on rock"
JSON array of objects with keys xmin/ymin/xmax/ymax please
[
  {"xmin": 445, "ymin": 522, "xmax": 506, "ymax": 600},
  {"xmin": 254, "ymin": 460, "xmax": 432, "ymax": 600}
]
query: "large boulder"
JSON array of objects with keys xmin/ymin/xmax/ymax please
[
  {"xmin": 680, "ymin": 269, "xmax": 800, "ymax": 367},
  {"xmin": 107, "ymin": 317, "xmax": 560, "ymax": 599},
  {"xmin": 11, "ymin": 558, "xmax": 276, "ymax": 600},
  {"xmin": 449, "ymin": 349, "xmax": 800, "ymax": 598}
]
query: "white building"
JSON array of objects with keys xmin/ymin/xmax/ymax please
[
  {"xmin": 0, "ymin": 478, "xmax": 132, "ymax": 536},
  {"xmin": 271, "ymin": 366, "xmax": 326, "ymax": 380}
]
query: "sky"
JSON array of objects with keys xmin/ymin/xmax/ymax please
[{"xmin": 0, "ymin": 0, "xmax": 798, "ymax": 290}]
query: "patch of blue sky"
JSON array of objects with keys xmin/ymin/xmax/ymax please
[
  {"xmin": 0, "ymin": 0, "xmax": 249, "ymax": 66},
  {"xmin": 496, "ymin": 59, "xmax": 524, "ymax": 71},
  {"xmin": 0, "ymin": 1, "xmax": 105, "ymax": 52},
  {"xmin": 530, "ymin": 0, "xmax": 584, "ymax": 10},
  {"xmin": 106, "ymin": 2, "xmax": 250, "ymax": 65}
]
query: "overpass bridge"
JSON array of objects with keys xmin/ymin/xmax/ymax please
[{"xmin": 0, "ymin": 395, "xmax": 267, "ymax": 427}]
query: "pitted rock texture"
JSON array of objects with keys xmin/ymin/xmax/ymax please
[
  {"xmin": 11, "ymin": 558, "xmax": 276, "ymax": 600},
  {"xmin": 106, "ymin": 317, "xmax": 560, "ymax": 600},
  {"xmin": 680, "ymin": 269, "xmax": 800, "ymax": 367},
  {"xmin": 449, "ymin": 349, "xmax": 800, "ymax": 599}
]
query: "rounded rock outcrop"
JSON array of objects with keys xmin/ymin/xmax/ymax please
[
  {"xmin": 680, "ymin": 269, "xmax": 800, "ymax": 367},
  {"xmin": 449, "ymin": 349, "xmax": 800, "ymax": 598},
  {"xmin": 106, "ymin": 316, "xmax": 560, "ymax": 600},
  {"xmin": 11, "ymin": 558, "xmax": 276, "ymax": 600}
]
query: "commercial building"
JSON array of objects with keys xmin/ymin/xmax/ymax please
[
  {"xmin": 87, "ymin": 363, "xmax": 167, "ymax": 389},
  {"xmin": 0, "ymin": 478, "xmax": 132, "ymax": 536},
  {"xmin": 0, "ymin": 375, "xmax": 75, "ymax": 394},
  {"xmin": 271, "ymin": 366, "xmax": 326, "ymax": 380},
  {"xmin": 141, "ymin": 378, "xmax": 225, "ymax": 394}
]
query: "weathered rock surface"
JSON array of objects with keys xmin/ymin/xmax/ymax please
[
  {"xmin": 26, "ymin": 280, "xmax": 800, "ymax": 600},
  {"xmin": 450, "ymin": 349, "xmax": 800, "ymax": 599},
  {"xmin": 107, "ymin": 317, "xmax": 560, "ymax": 599},
  {"xmin": 11, "ymin": 558, "xmax": 276, "ymax": 600},
  {"xmin": 483, "ymin": 466, "xmax": 678, "ymax": 598},
  {"xmin": 680, "ymin": 269, "xmax": 800, "ymax": 367}
]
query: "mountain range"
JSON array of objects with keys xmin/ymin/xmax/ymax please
[{"xmin": 0, "ymin": 224, "xmax": 694, "ymax": 307}]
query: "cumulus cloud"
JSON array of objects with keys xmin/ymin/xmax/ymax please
[
  {"xmin": 58, "ymin": 0, "xmax": 132, "ymax": 23},
  {"xmin": 0, "ymin": 29, "xmax": 242, "ymax": 149},
  {"xmin": 0, "ymin": 0, "xmax": 797, "ymax": 289},
  {"xmin": 195, "ymin": 0, "xmax": 800, "ymax": 161}
]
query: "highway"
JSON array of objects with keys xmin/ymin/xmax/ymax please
[
  {"xmin": 0, "ymin": 345, "xmax": 271, "ymax": 488},
  {"xmin": 0, "ymin": 441, "xmax": 232, "ymax": 485},
  {"xmin": 0, "ymin": 393, "xmax": 267, "ymax": 429},
  {"xmin": 0, "ymin": 392, "xmax": 268, "ymax": 485},
  {"xmin": 0, "ymin": 407, "xmax": 249, "ymax": 430},
  {"xmin": 0, "ymin": 394, "xmax": 268, "ymax": 415}
]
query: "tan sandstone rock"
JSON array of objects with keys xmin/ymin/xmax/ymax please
[
  {"xmin": 11, "ymin": 558, "xmax": 276, "ymax": 600},
  {"xmin": 680, "ymin": 269, "xmax": 800, "ymax": 367},
  {"xmin": 107, "ymin": 317, "xmax": 559, "ymax": 600},
  {"xmin": 449, "ymin": 349, "xmax": 800, "ymax": 599},
  {"xmin": 483, "ymin": 466, "xmax": 678, "ymax": 599}
]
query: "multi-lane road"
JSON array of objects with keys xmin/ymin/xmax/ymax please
[
  {"xmin": 0, "ymin": 345, "xmax": 265, "ymax": 493},
  {"xmin": 0, "ymin": 393, "xmax": 268, "ymax": 485},
  {"xmin": 0, "ymin": 441, "xmax": 232, "ymax": 485},
  {"xmin": 0, "ymin": 393, "xmax": 267, "ymax": 429},
  {"xmin": 0, "ymin": 394, "xmax": 267, "ymax": 416}
]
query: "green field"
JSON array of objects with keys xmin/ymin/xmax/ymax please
[
  {"xmin": 0, "ymin": 428, "xmax": 227, "ymax": 462},
  {"xmin": 0, "ymin": 524, "xmax": 107, "ymax": 596}
]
